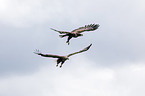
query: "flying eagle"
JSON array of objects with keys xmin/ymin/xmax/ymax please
[
  {"xmin": 50, "ymin": 24, "xmax": 99, "ymax": 45},
  {"xmin": 34, "ymin": 44, "xmax": 92, "ymax": 68}
]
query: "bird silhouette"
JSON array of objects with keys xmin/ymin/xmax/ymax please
[
  {"xmin": 50, "ymin": 24, "xmax": 99, "ymax": 45},
  {"xmin": 34, "ymin": 44, "xmax": 92, "ymax": 68}
]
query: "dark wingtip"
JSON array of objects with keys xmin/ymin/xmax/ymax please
[
  {"xmin": 50, "ymin": 28, "xmax": 54, "ymax": 30},
  {"xmin": 33, "ymin": 49, "xmax": 41, "ymax": 55},
  {"xmin": 89, "ymin": 43, "xmax": 92, "ymax": 47},
  {"xmin": 50, "ymin": 28, "xmax": 56, "ymax": 31},
  {"xmin": 86, "ymin": 43, "xmax": 92, "ymax": 50},
  {"xmin": 90, "ymin": 43, "xmax": 92, "ymax": 46},
  {"xmin": 93, "ymin": 24, "xmax": 100, "ymax": 29},
  {"xmin": 87, "ymin": 24, "xmax": 100, "ymax": 30}
]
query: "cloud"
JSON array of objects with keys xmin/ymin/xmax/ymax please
[
  {"xmin": 0, "ymin": 56, "xmax": 145, "ymax": 96},
  {"xmin": 0, "ymin": 0, "xmax": 65, "ymax": 27},
  {"xmin": 0, "ymin": 2, "xmax": 145, "ymax": 96},
  {"xmin": 0, "ymin": 0, "xmax": 145, "ymax": 77}
]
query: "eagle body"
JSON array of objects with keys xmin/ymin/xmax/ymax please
[
  {"xmin": 50, "ymin": 24, "xmax": 99, "ymax": 45},
  {"xmin": 34, "ymin": 44, "xmax": 92, "ymax": 68}
]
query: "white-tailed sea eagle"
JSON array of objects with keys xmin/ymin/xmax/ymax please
[
  {"xmin": 34, "ymin": 44, "xmax": 92, "ymax": 68},
  {"xmin": 50, "ymin": 24, "xmax": 99, "ymax": 45}
]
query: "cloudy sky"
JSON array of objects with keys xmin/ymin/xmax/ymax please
[{"xmin": 0, "ymin": 0, "xmax": 145, "ymax": 96}]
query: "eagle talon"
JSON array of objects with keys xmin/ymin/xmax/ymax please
[{"xmin": 66, "ymin": 41, "xmax": 70, "ymax": 45}]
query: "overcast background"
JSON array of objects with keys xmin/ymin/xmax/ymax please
[{"xmin": 0, "ymin": 0, "xmax": 145, "ymax": 96}]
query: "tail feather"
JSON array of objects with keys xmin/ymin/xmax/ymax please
[{"xmin": 59, "ymin": 35, "xmax": 67, "ymax": 38}]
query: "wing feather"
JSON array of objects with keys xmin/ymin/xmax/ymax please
[
  {"xmin": 34, "ymin": 49, "xmax": 61, "ymax": 58},
  {"xmin": 71, "ymin": 24, "xmax": 99, "ymax": 33},
  {"xmin": 50, "ymin": 28, "xmax": 70, "ymax": 34},
  {"xmin": 67, "ymin": 44, "xmax": 92, "ymax": 57}
]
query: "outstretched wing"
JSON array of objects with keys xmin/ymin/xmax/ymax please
[
  {"xmin": 34, "ymin": 49, "xmax": 62, "ymax": 58},
  {"xmin": 50, "ymin": 28, "xmax": 70, "ymax": 34},
  {"xmin": 67, "ymin": 44, "xmax": 92, "ymax": 57},
  {"xmin": 71, "ymin": 24, "xmax": 99, "ymax": 33}
]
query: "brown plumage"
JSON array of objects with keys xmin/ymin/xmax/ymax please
[
  {"xmin": 50, "ymin": 24, "xmax": 99, "ymax": 45},
  {"xmin": 34, "ymin": 44, "xmax": 92, "ymax": 68}
]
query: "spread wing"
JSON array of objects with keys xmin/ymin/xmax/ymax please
[
  {"xmin": 50, "ymin": 28, "xmax": 70, "ymax": 34},
  {"xmin": 34, "ymin": 49, "xmax": 62, "ymax": 58},
  {"xmin": 71, "ymin": 24, "xmax": 99, "ymax": 33},
  {"xmin": 67, "ymin": 44, "xmax": 92, "ymax": 57}
]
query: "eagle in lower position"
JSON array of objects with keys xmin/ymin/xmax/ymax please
[
  {"xmin": 34, "ymin": 44, "xmax": 92, "ymax": 68},
  {"xmin": 50, "ymin": 24, "xmax": 99, "ymax": 45}
]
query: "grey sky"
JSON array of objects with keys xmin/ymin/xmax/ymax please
[{"xmin": 0, "ymin": 0, "xmax": 145, "ymax": 96}]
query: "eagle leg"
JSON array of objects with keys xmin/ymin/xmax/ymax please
[
  {"xmin": 60, "ymin": 61, "xmax": 65, "ymax": 68},
  {"xmin": 56, "ymin": 59, "xmax": 61, "ymax": 67},
  {"xmin": 66, "ymin": 36, "xmax": 72, "ymax": 45}
]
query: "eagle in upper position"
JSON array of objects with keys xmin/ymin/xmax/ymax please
[
  {"xmin": 34, "ymin": 44, "xmax": 92, "ymax": 68},
  {"xmin": 50, "ymin": 24, "xmax": 99, "ymax": 45}
]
